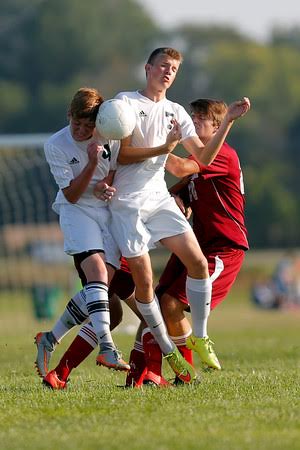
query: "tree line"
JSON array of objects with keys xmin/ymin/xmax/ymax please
[{"xmin": 1, "ymin": 0, "xmax": 300, "ymax": 248}]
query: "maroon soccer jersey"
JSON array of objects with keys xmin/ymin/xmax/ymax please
[{"xmin": 189, "ymin": 142, "xmax": 249, "ymax": 250}]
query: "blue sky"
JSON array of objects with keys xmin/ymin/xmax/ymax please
[{"xmin": 137, "ymin": 0, "xmax": 300, "ymax": 42}]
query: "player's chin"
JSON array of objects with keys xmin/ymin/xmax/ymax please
[{"xmin": 74, "ymin": 134, "xmax": 89, "ymax": 142}]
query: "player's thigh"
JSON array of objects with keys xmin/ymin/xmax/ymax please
[
  {"xmin": 161, "ymin": 230, "xmax": 208, "ymax": 276},
  {"xmin": 80, "ymin": 252, "xmax": 108, "ymax": 282}
]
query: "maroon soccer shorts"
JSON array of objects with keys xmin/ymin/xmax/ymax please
[
  {"xmin": 108, "ymin": 257, "xmax": 135, "ymax": 300},
  {"xmin": 155, "ymin": 248, "xmax": 245, "ymax": 310}
]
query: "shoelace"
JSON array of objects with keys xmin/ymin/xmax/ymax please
[
  {"xmin": 205, "ymin": 338, "xmax": 215, "ymax": 354},
  {"xmin": 113, "ymin": 349, "xmax": 124, "ymax": 361}
]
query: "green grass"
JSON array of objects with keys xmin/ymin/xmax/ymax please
[{"xmin": 0, "ymin": 267, "xmax": 300, "ymax": 450}]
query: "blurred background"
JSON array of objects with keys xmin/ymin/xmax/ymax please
[{"xmin": 0, "ymin": 0, "xmax": 299, "ymax": 323}]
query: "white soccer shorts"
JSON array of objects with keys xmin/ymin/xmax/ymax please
[
  {"xmin": 58, "ymin": 203, "xmax": 120, "ymax": 268},
  {"xmin": 109, "ymin": 190, "xmax": 191, "ymax": 258}
]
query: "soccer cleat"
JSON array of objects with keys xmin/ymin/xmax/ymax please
[
  {"xmin": 34, "ymin": 331, "xmax": 57, "ymax": 378},
  {"xmin": 96, "ymin": 349, "xmax": 130, "ymax": 371},
  {"xmin": 164, "ymin": 347, "xmax": 196, "ymax": 384},
  {"xmin": 143, "ymin": 370, "xmax": 172, "ymax": 388},
  {"xmin": 125, "ymin": 364, "xmax": 147, "ymax": 388},
  {"xmin": 43, "ymin": 370, "xmax": 67, "ymax": 390},
  {"xmin": 186, "ymin": 335, "xmax": 221, "ymax": 370}
]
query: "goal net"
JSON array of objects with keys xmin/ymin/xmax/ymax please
[{"xmin": 0, "ymin": 134, "xmax": 76, "ymax": 319}]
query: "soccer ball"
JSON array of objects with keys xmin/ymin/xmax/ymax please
[{"xmin": 96, "ymin": 99, "xmax": 136, "ymax": 140}]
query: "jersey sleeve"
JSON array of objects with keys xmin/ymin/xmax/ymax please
[
  {"xmin": 189, "ymin": 150, "xmax": 229, "ymax": 179},
  {"xmin": 176, "ymin": 105, "xmax": 198, "ymax": 140},
  {"xmin": 44, "ymin": 142, "xmax": 74, "ymax": 190}
]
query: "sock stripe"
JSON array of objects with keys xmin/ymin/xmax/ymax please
[
  {"xmin": 133, "ymin": 340, "xmax": 144, "ymax": 353},
  {"xmin": 86, "ymin": 301, "xmax": 109, "ymax": 314},
  {"xmin": 66, "ymin": 299, "xmax": 88, "ymax": 324},
  {"xmin": 80, "ymin": 325, "xmax": 98, "ymax": 345}
]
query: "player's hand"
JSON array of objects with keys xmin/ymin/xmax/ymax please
[
  {"xmin": 94, "ymin": 181, "xmax": 116, "ymax": 201},
  {"xmin": 172, "ymin": 193, "xmax": 191, "ymax": 218},
  {"xmin": 166, "ymin": 119, "xmax": 182, "ymax": 153},
  {"xmin": 226, "ymin": 97, "xmax": 251, "ymax": 121},
  {"xmin": 87, "ymin": 142, "xmax": 103, "ymax": 166}
]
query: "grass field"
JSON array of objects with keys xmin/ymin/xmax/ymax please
[{"xmin": 0, "ymin": 251, "xmax": 299, "ymax": 450}]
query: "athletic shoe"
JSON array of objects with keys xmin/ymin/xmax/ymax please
[
  {"xmin": 34, "ymin": 331, "xmax": 57, "ymax": 378},
  {"xmin": 143, "ymin": 370, "xmax": 171, "ymax": 388},
  {"xmin": 125, "ymin": 365, "xmax": 147, "ymax": 388},
  {"xmin": 96, "ymin": 349, "xmax": 130, "ymax": 371},
  {"xmin": 43, "ymin": 370, "xmax": 67, "ymax": 390},
  {"xmin": 186, "ymin": 335, "xmax": 221, "ymax": 370},
  {"xmin": 173, "ymin": 375, "xmax": 201, "ymax": 387},
  {"xmin": 164, "ymin": 347, "xmax": 196, "ymax": 384}
]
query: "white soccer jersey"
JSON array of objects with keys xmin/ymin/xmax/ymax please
[
  {"xmin": 113, "ymin": 91, "xmax": 197, "ymax": 193},
  {"xmin": 44, "ymin": 126, "xmax": 119, "ymax": 213}
]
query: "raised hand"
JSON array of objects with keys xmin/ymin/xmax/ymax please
[
  {"xmin": 165, "ymin": 119, "xmax": 182, "ymax": 153},
  {"xmin": 227, "ymin": 97, "xmax": 251, "ymax": 121}
]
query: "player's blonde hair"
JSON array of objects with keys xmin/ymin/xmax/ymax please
[
  {"xmin": 69, "ymin": 87, "xmax": 104, "ymax": 122},
  {"xmin": 146, "ymin": 47, "xmax": 183, "ymax": 64},
  {"xmin": 190, "ymin": 99, "xmax": 228, "ymax": 128}
]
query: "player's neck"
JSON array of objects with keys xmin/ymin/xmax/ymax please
[{"xmin": 140, "ymin": 86, "xmax": 166, "ymax": 103}]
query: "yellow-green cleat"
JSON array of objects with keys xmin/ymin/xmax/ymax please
[
  {"xmin": 186, "ymin": 335, "xmax": 221, "ymax": 370},
  {"xmin": 164, "ymin": 347, "xmax": 197, "ymax": 384}
]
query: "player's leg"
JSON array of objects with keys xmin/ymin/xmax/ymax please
[
  {"xmin": 161, "ymin": 231, "xmax": 221, "ymax": 369},
  {"xmin": 34, "ymin": 288, "xmax": 89, "ymax": 378},
  {"xmin": 43, "ymin": 292, "xmax": 125, "ymax": 389},
  {"xmin": 126, "ymin": 253, "xmax": 195, "ymax": 383},
  {"xmin": 44, "ymin": 263, "xmax": 136, "ymax": 388}
]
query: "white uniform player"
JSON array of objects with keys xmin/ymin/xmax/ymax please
[
  {"xmin": 34, "ymin": 88, "xmax": 130, "ymax": 388},
  {"xmin": 110, "ymin": 91, "xmax": 195, "ymax": 257},
  {"xmin": 44, "ymin": 125, "xmax": 120, "ymax": 267},
  {"xmin": 106, "ymin": 48, "xmax": 250, "ymax": 385}
]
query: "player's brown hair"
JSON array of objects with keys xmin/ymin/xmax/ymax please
[
  {"xmin": 69, "ymin": 87, "xmax": 104, "ymax": 122},
  {"xmin": 146, "ymin": 47, "xmax": 183, "ymax": 65},
  {"xmin": 190, "ymin": 99, "xmax": 228, "ymax": 128}
]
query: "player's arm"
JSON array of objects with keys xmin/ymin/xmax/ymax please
[
  {"xmin": 183, "ymin": 97, "xmax": 250, "ymax": 166},
  {"xmin": 166, "ymin": 153, "xmax": 199, "ymax": 178},
  {"xmin": 63, "ymin": 142, "xmax": 101, "ymax": 203},
  {"xmin": 117, "ymin": 120, "xmax": 181, "ymax": 164}
]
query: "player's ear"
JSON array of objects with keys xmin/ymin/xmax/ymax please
[{"xmin": 145, "ymin": 63, "xmax": 151, "ymax": 77}]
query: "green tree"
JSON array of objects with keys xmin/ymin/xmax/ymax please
[{"xmin": 0, "ymin": 0, "xmax": 160, "ymax": 132}]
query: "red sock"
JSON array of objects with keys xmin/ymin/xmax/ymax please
[
  {"xmin": 177, "ymin": 344, "xmax": 194, "ymax": 366},
  {"xmin": 142, "ymin": 331, "xmax": 162, "ymax": 376},
  {"xmin": 55, "ymin": 335, "xmax": 94, "ymax": 381},
  {"xmin": 125, "ymin": 349, "xmax": 147, "ymax": 387}
]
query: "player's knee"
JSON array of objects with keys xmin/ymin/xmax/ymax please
[{"xmin": 187, "ymin": 254, "xmax": 208, "ymax": 278}]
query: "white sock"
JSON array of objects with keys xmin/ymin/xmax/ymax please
[
  {"xmin": 169, "ymin": 330, "xmax": 192, "ymax": 347},
  {"xmin": 51, "ymin": 318, "xmax": 70, "ymax": 343},
  {"xmin": 186, "ymin": 276, "xmax": 212, "ymax": 338},
  {"xmin": 135, "ymin": 297, "xmax": 174, "ymax": 355},
  {"xmin": 52, "ymin": 290, "xmax": 89, "ymax": 343},
  {"xmin": 84, "ymin": 282, "xmax": 114, "ymax": 351}
]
